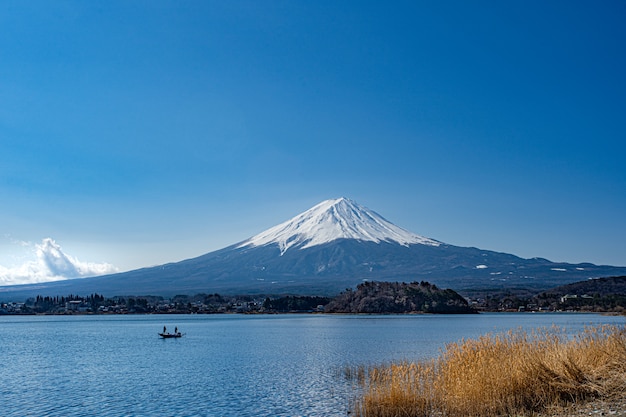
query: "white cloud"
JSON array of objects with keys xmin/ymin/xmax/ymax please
[{"xmin": 0, "ymin": 238, "xmax": 118, "ymax": 286}]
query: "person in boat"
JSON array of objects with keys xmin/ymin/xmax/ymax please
[
  {"xmin": 174, "ymin": 326, "xmax": 178, "ymax": 335},
  {"xmin": 163, "ymin": 326, "xmax": 167, "ymax": 334}
]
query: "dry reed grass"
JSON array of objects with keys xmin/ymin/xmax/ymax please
[{"xmin": 352, "ymin": 325, "xmax": 626, "ymax": 417}]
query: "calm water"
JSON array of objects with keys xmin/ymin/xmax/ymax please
[{"xmin": 1, "ymin": 313, "xmax": 624, "ymax": 417}]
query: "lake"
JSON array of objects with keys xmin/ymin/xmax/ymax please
[{"xmin": 1, "ymin": 313, "xmax": 624, "ymax": 416}]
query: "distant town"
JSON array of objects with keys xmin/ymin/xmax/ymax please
[
  {"xmin": 0, "ymin": 293, "xmax": 330, "ymax": 315},
  {"xmin": 2, "ymin": 277, "xmax": 625, "ymax": 315}
]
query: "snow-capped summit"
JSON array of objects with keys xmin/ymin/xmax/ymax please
[{"xmin": 239, "ymin": 197, "xmax": 440, "ymax": 254}]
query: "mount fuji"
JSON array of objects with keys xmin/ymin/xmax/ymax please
[{"xmin": 3, "ymin": 197, "xmax": 626, "ymax": 299}]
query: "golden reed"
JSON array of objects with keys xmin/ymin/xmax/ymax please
[{"xmin": 352, "ymin": 325, "xmax": 626, "ymax": 417}]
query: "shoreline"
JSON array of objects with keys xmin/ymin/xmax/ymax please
[
  {"xmin": 540, "ymin": 395, "xmax": 626, "ymax": 417},
  {"xmin": 2, "ymin": 309, "xmax": 625, "ymax": 317}
]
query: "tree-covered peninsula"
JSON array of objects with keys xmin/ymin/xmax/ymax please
[{"xmin": 324, "ymin": 281, "xmax": 476, "ymax": 314}]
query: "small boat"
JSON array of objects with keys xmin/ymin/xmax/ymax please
[
  {"xmin": 159, "ymin": 326, "xmax": 183, "ymax": 338},
  {"xmin": 159, "ymin": 332, "xmax": 183, "ymax": 338}
]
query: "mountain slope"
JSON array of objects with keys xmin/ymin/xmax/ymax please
[{"xmin": 2, "ymin": 197, "xmax": 626, "ymax": 300}]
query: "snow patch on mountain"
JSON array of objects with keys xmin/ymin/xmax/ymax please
[{"xmin": 239, "ymin": 197, "xmax": 440, "ymax": 255}]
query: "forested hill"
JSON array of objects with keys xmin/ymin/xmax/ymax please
[
  {"xmin": 324, "ymin": 281, "xmax": 476, "ymax": 314},
  {"xmin": 533, "ymin": 276, "xmax": 626, "ymax": 312},
  {"xmin": 538, "ymin": 276, "xmax": 626, "ymax": 297}
]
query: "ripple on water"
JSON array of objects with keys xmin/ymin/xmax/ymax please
[{"xmin": 2, "ymin": 313, "xmax": 623, "ymax": 416}]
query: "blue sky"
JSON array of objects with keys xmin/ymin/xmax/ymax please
[{"xmin": 1, "ymin": 1, "xmax": 625, "ymax": 284}]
